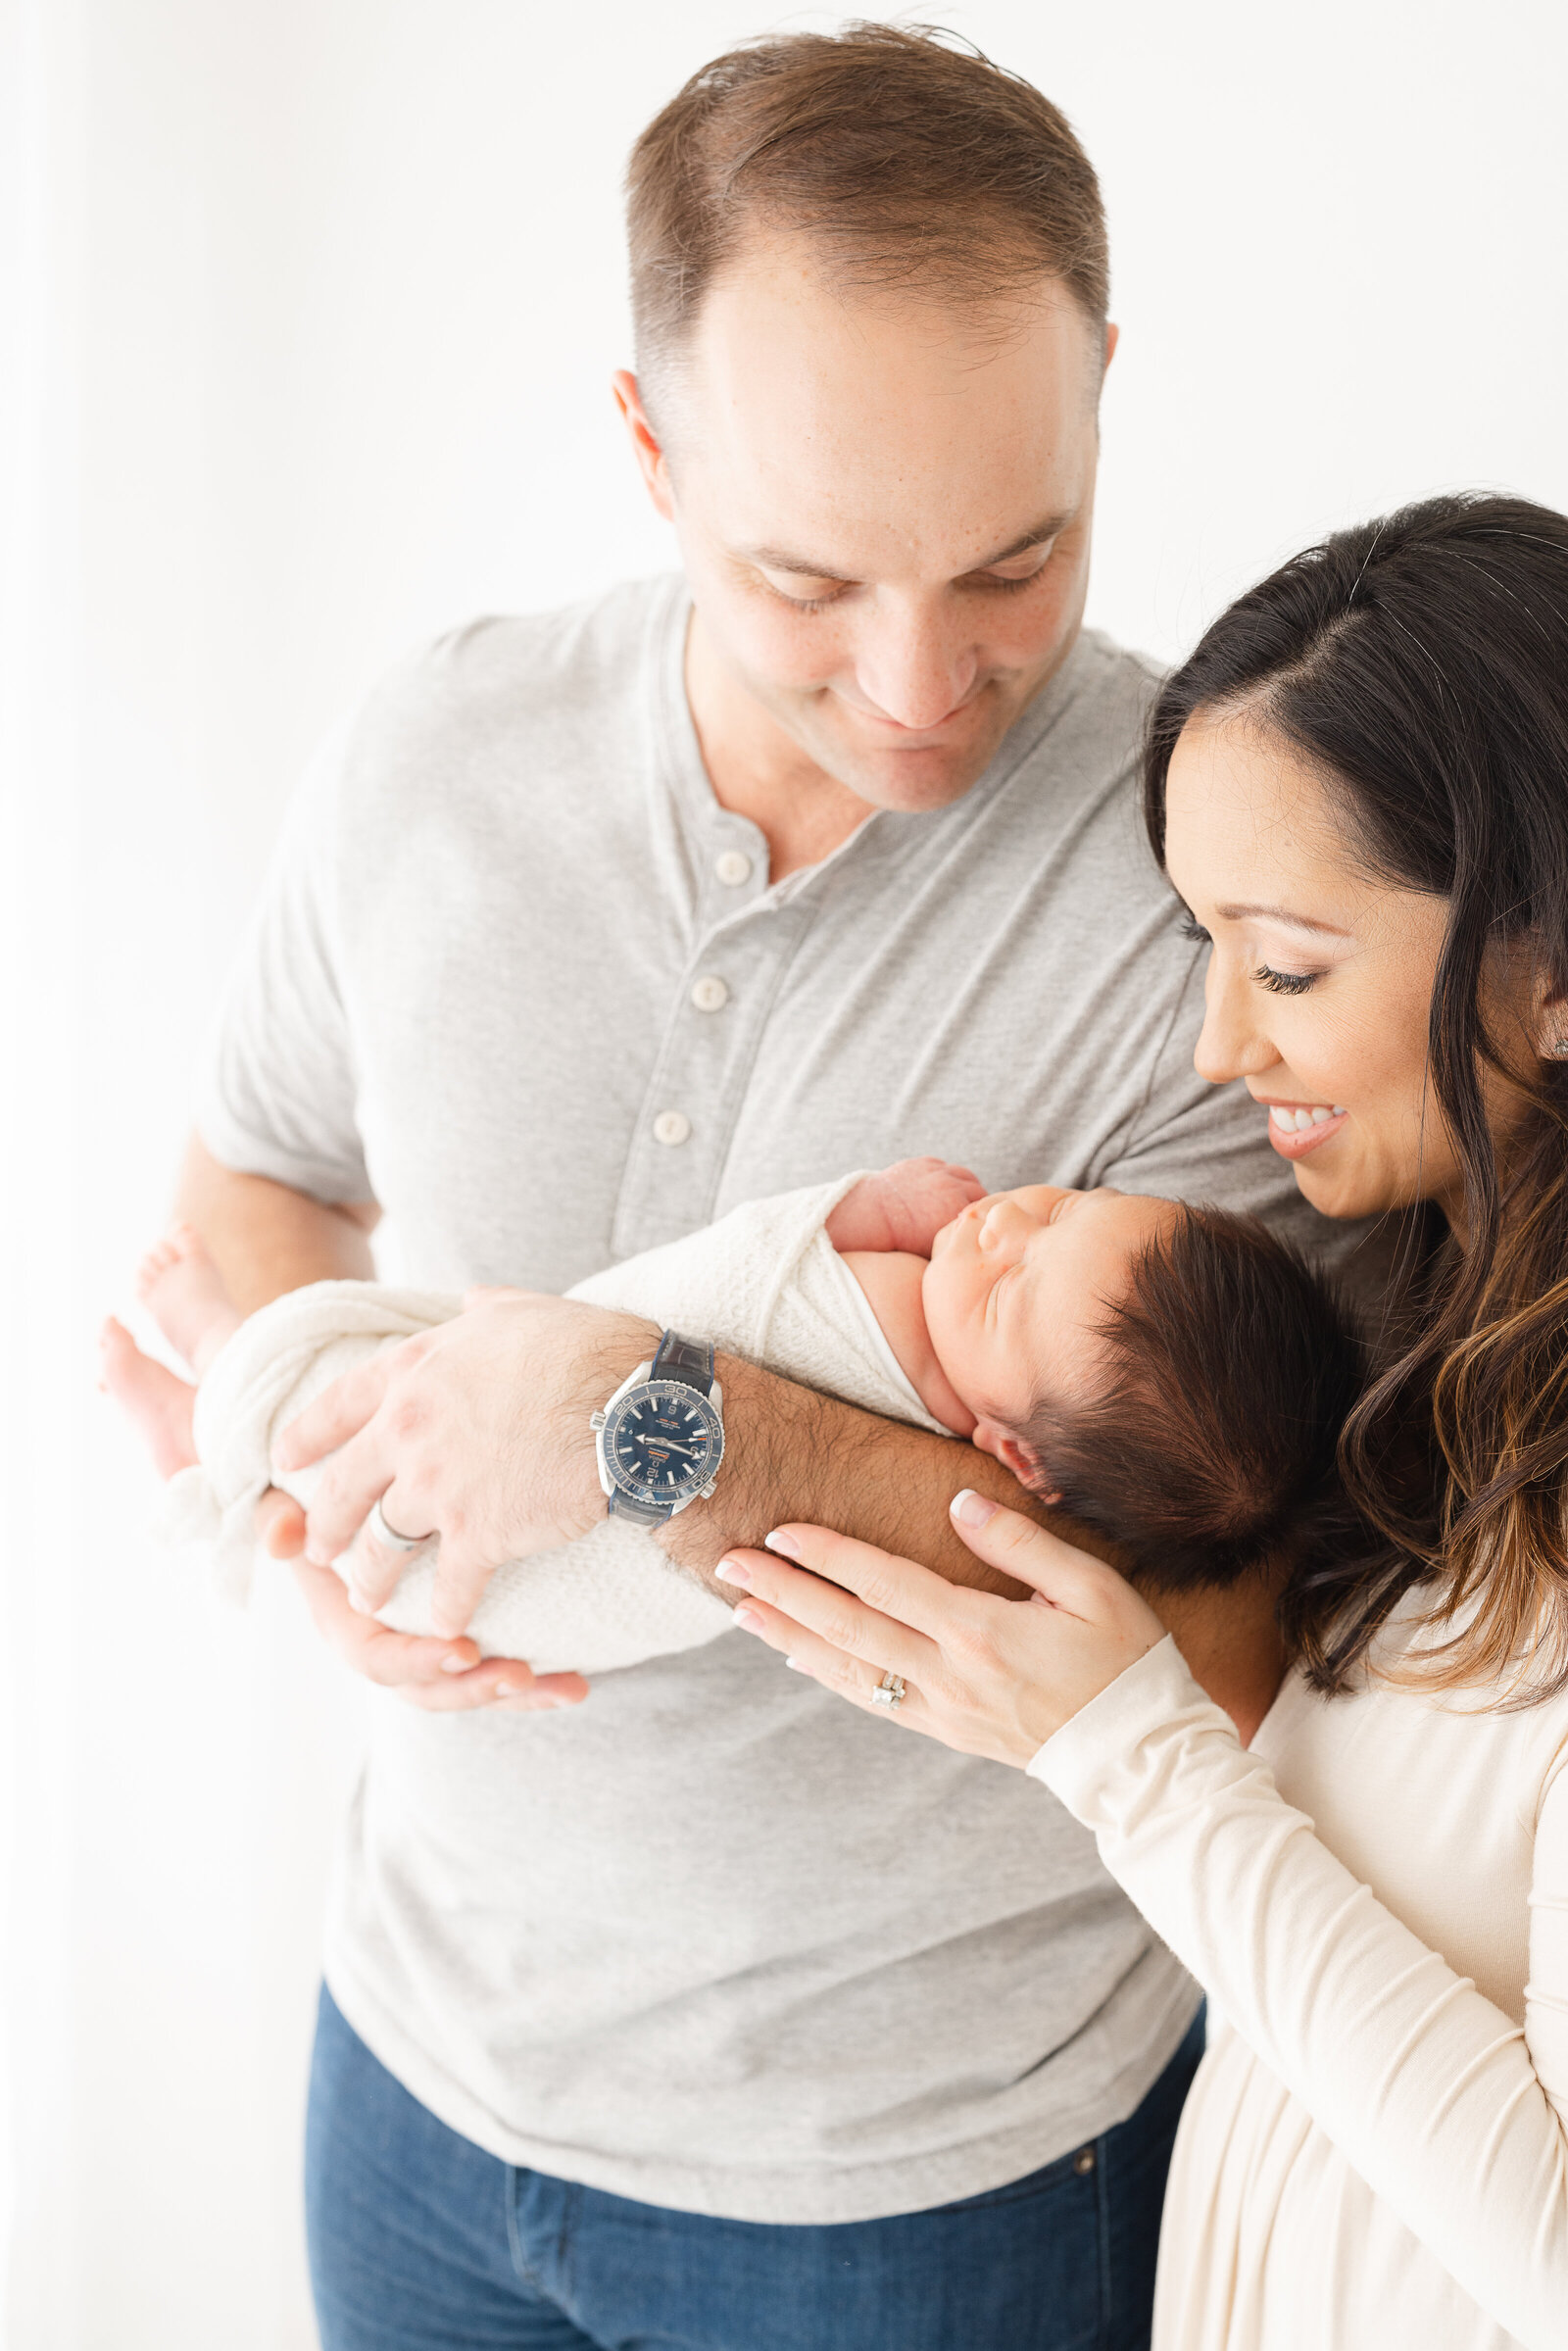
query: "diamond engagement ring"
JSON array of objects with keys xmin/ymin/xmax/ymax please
[
  {"xmin": 368, "ymin": 1497, "xmax": 434, "ymax": 1553},
  {"xmin": 870, "ymin": 1672, "xmax": 906, "ymax": 1709}
]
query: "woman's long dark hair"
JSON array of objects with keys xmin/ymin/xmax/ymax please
[{"xmin": 1144, "ymin": 493, "xmax": 1568, "ymax": 1702}]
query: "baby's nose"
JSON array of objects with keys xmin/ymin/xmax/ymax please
[{"xmin": 977, "ymin": 1196, "xmax": 1033, "ymax": 1250}]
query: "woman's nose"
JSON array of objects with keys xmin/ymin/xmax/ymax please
[{"xmin": 1194, "ymin": 957, "xmax": 1280, "ymax": 1085}]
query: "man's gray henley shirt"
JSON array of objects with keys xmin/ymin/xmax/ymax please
[{"xmin": 199, "ymin": 575, "xmax": 1353, "ymax": 2223}]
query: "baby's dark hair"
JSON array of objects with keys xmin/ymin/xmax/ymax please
[{"xmin": 1015, "ymin": 1207, "xmax": 1364, "ymax": 1593}]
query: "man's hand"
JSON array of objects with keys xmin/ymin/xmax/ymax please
[
  {"xmin": 260, "ymin": 1496, "xmax": 586, "ymax": 1712},
  {"xmin": 273, "ymin": 1290, "xmax": 657, "ymax": 1639},
  {"xmin": 823, "ymin": 1157, "xmax": 987, "ymax": 1255}
]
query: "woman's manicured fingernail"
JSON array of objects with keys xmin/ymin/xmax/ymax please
[
  {"xmin": 493, "ymin": 1680, "xmax": 515, "ymax": 1698},
  {"xmin": 439, "ymin": 1653, "xmax": 469, "ymax": 1675},
  {"xmin": 714, "ymin": 1557, "xmax": 754, "ymax": 1588},
  {"xmin": 952, "ymin": 1488, "xmax": 999, "ymax": 1529},
  {"xmin": 764, "ymin": 1528, "xmax": 802, "ymax": 1558},
  {"xmin": 785, "ymin": 1656, "xmax": 807, "ymax": 1672},
  {"xmin": 732, "ymin": 1605, "xmax": 766, "ymax": 1633}
]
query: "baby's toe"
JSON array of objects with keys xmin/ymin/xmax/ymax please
[{"xmin": 135, "ymin": 1242, "xmax": 175, "ymax": 1292}]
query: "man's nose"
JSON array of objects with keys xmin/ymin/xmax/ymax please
[
  {"xmin": 854, "ymin": 602, "xmax": 979, "ymax": 731},
  {"xmin": 1193, "ymin": 957, "xmax": 1280, "ymax": 1085}
]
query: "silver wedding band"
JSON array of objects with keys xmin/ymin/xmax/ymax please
[
  {"xmin": 368, "ymin": 1497, "xmax": 434, "ymax": 1553},
  {"xmin": 870, "ymin": 1672, "xmax": 906, "ymax": 1709}
]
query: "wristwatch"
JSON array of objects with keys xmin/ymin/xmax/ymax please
[{"xmin": 590, "ymin": 1329, "xmax": 725, "ymax": 1528}]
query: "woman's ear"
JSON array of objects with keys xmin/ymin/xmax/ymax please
[
  {"xmin": 971, "ymin": 1422, "xmax": 1063, "ymax": 1506},
  {"xmin": 1537, "ymin": 976, "xmax": 1568, "ymax": 1064}
]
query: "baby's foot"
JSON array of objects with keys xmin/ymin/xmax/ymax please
[
  {"xmin": 99, "ymin": 1317, "xmax": 199, "ymax": 1479},
  {"xmin": 136, "ymin": 1224, "xmax": 242, "ymax": 1377}
]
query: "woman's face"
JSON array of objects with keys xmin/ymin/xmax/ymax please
[{"xmin": 1163, "ymin": 711, "xmax": 1462, "ymax": 1224}]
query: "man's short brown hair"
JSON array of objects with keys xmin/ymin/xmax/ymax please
[{"xmin": 626, "ymin": 22, "xmax": 1108, "ymax": 401}]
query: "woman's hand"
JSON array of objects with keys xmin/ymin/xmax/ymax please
[{"xmin": 714, "ymin": 1489, "xmax": 1167, "ymax": 1766}]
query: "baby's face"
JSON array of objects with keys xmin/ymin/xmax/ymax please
[{"xmin": 923, "ymin": 1185, "xmax": 1179, "ymax": 1438}]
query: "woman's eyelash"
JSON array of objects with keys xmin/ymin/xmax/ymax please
[
  {"xmin": 1179, "ymin": 914, "xmax": 1316, "ymax": 995},
  {"xmin": 1179, "ymin": 907, "xmax": 1317, "ymax": 996}
]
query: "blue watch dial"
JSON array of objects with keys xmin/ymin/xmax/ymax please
[{"xmin": 604, "ymin": 1381, "xmax": 723, "ymax": 1508}]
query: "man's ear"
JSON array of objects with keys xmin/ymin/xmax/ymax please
[
  {"xmin": 611, "ymin": 369, "xmax": 675, "ymax": 523},
  {"xmin": 970, "ymin": 1421, "xmax": 1062, "ymax": 1506}
]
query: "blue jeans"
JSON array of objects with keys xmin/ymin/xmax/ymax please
[{"xmin": 306, "ymin": 1984, "xmax": 1201, "ymax": 2351}]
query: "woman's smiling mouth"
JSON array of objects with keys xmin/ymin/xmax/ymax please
[{"xmin": 1260, "ymin": 1100, "xmax": 1348, "ymax": 1159}]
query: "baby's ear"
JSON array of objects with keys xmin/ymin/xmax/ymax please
[{"xmin": 972, "ymin": 1423, "xmax": 1063, "ymax": 1505}]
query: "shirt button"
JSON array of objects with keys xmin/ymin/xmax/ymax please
[
  {"xmin": 690, "ymin": 974, "xmax": 730, "ymax": 1012},
  {"xmin": 714, "ymin": 850, "xmax": 753, "ymax": 887},
  {"xmin": 653, "ymin": 1109, "xmax": 692, "ymax": 1147}
]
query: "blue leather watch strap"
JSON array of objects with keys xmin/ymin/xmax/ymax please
[{"xmin": 650, "ymin": 1329, "xmax": 715, "ymax": 1396}]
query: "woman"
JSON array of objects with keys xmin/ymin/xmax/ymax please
[{"xmin": 715, "ymin": 493, "xmax": 1568, "ymax": 2350}]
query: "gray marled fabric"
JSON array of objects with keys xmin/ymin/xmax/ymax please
[{"xmin": 199, "ymin": 576, "xmax": 1361, "ymax": 2221}]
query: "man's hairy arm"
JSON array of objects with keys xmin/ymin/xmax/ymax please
[
  {"xmin": 661, "ymin": 1359, "xmax": 1044, "ymax": 1600},
  {"xmin": 277, "ymin": 1294, "xmax": 1285, "ymax": 1735}
]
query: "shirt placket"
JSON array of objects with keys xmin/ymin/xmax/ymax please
[{"xmin": 612, "ymin": 835, "xmax": 817, "ymax": 1261}]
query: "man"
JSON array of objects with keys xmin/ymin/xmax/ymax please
[{"xmin": 183, "ymin": 25, "xmax": 1365, "ymax": 2349}]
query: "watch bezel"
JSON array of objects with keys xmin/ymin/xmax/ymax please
[{"xmin": 600, "ymin": 1378, "xmax": 725, "ymax": 1510}]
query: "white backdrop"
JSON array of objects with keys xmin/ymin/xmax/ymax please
[{"xmin": 4, "ymin": 1, "xmax": 1566, "ymax": 2342}]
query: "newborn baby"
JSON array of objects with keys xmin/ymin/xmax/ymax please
[{"xmin": 104, "ymin": 1160, "xmax": 1360, "ymax": 1673}]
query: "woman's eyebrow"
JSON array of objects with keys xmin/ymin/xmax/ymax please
[{"xmin": 1216, "ymin": 901, "xmax": 1352, "ymax": 939}]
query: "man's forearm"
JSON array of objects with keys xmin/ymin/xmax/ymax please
[
  {"xmin": 175, "ymin": 1132, "xmax": 379, "ymax": 1312},
  {"xmin": 659, "ymin": 1355, "xmax": 1071, "ymax": 1601}
]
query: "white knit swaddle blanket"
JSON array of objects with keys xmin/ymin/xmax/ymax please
[{"xmin": 159, "ymin": 1177, "xmax": 949, "ymax": 1675}]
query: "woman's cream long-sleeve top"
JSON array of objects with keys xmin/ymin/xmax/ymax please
[{"xmin": 1028, "ymin": 1598, "xmax": 1568, "ymax": 2350}]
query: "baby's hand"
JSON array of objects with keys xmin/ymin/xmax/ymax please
[{"xmin": 826, "ymin": 1158, "xmax": 988, "ymax": 1257}]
